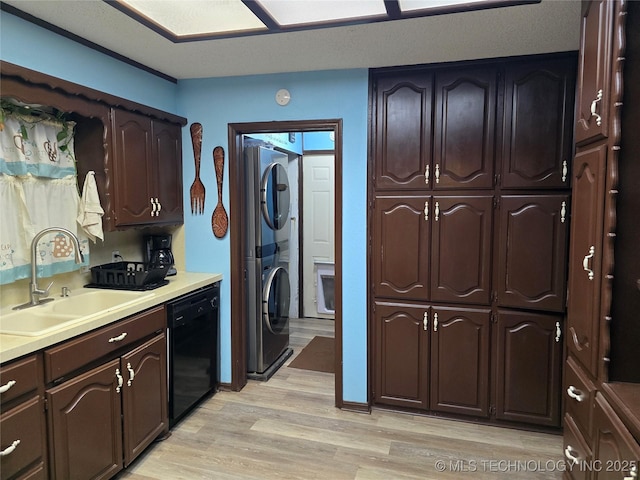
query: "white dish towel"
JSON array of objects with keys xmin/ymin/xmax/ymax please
[{"xmin": 77, "ymin": 171, "xmax": 104, "ymax": 243}]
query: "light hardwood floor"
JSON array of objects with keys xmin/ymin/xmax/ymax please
[{"xmin": 119, "ymin": 318, "xmax": 565, "ymax": 479}]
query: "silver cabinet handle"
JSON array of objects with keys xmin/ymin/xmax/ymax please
[
  {"xmin": 561, "ymin": 201, "xmax": 567, "ymax": 223},
  {"xmin": 0, "ymin": 440, "xmax": 20, "ymax": 457},
  {"xmin": 435, "ymin": 164, "xmax": 440, "ymax": 183},
  {"xmin": 0, "ymin": 380, "xmax": 16, "ymax": 394},
  {"xmin": 564, "ymin": 445, "xmax": 581, "ymax": 466},
  {"xmin": 435, "ymin": 202, "xmax": 440, "ymax": 222},
  {"xmin": 567, "ymin": 386, "xmax": 586, "ymax": 402},
  {"xmin": 156, "ymin": 197, "xmax": 161, "ymax": 215},
  {"xmin": 590, "ymin": 89, "xmax": 603, "ymax": 127},
  {"xmin": 150, "ymin": 197, "xmax": 156, "ymax": 217},
  {"xmin": 423, "ymin": 312, "xmax": 428, "ymax": 331},
  {"xmin": 126, "ymin": 362, "xmax": 135, "ymax": 386},
  {"xmin": 624, "ymin": 464, "xmax": 637, "ymax": 480},
  {"xmin": 433, "ymin": 312, "xmax": 438, "ymax": 332},
  {"xmin": 562, "ymin": 160, "xmax": 568, "ymax": 183},
  {"xmin": 108, "ymin": 332, "xmax": 127, "ymax": 343},
  {"xmin": 555, "ymin": 322, "xmax": 562, "ymax": 343},
  {"xmin": 115, "ymin": 368, "xmax": 123, "ymax": 393},
  {"xmin": 583, "ymin": 246, "xmax": 595, "ymax": 280},
  {"xmin": 425, "ymin": 164, "xmax": 429, "ymax": 185},
  {"xmin": 424, "ymin": 201, "xmax": 429, "ymax": 221}
]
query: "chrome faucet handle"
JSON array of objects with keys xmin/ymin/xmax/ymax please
[{"xmin": 38, "ymin": 281, "xmax": 54, "ymax": 298}]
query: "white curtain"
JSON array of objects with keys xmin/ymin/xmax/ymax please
[{"xmin": 0, "ymin": 112, "xmax": 89, "ymax": 285}]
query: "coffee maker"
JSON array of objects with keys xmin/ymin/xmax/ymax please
[{"xmin": 144, "ymin": 234, "xmax": 176, "ymax": 276}]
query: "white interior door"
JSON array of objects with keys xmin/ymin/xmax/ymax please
[
  {"xmin": 287, "ymin": 154, "xmax": 300, "ymax": 318},
  {"xmin": 302, "ymin": 154, "xmax": 335, "ymax": 318}
]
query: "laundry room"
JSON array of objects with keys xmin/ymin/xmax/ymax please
[{"xmin": 241, "ymin": 130, "xmax": 336, "ymax": 381}]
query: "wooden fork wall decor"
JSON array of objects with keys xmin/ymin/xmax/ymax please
[{"xmin": 189, "ymin": 123, "xmax": 205, "ymax": 215}]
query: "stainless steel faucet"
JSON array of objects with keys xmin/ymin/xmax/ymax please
[{"xmin": 13, "ymin": 227, "xmax": 84, "ymax": 310}]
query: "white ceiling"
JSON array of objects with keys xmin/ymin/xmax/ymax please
[{"xmin": 2, "ymin": 0, "xmax": 581, "ymax": 81}]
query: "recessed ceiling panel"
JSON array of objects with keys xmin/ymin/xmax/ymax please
[
  {"xmin": 257, "ymin": 0, "xmax": 387, "ymax": 26},
  {"xmin": 399, "ymin": 0, "xmax": 506, "ymax": 13},
  {"xmin": 120, "ymin": 0, "xmax": 267, "ymax": 36}
]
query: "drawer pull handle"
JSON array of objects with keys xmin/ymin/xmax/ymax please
[
  {"xmin": 435, "ymin": 164, "xmax": 440, "ymax": 184},
  {"xmin": 115, "ymin": 368, "xmax": 123, "ymax": 393},
  {"xmin": 567, "ymin": 385, "xmax": 586, "ymax": 402},
  {"xmin": 433, "ymin": 312, "xmax": 438, "ymax": 332},
  {"xmin": 0, "ymin": 440, "xmax": 20, "ymax": 457},
  {"xmin": 108, "ymin": 332, "xmax": 127, "ymax": 343},
  {"xmin": 0, "ymin": 380, "xmax": 16, "ymax": 394},
  {"xmin": 583, "ymin": 246, "xmax": 595, "ymax": 280},
  {"xmin": 623, "ymin": 464, "xmax": 637, "ymax": 480},
  {"xmin": 423, "ymin": 311, "xmax": 428, "ymax": 331},
  {"xmin": 425, "ymin": 165, "xmax": 429, "ymax": 184},
  {"xmin": 564, "ymin": 445, "xmax": 581, "ymax": 466},
  {"xmin": 126, "ymin": 362, "xmax": 135, "ymax": 386},
  {"xmin": 424, "ymin": 201, "xmax": 429, "ymax": 221}
]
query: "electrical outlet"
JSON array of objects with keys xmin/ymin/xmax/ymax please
[{"xmin": 112, "ymin": 250, "xmax": 120, "ymax": 262}]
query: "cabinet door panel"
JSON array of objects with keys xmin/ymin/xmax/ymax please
[
  {"xmin": 434, "ymin": 68, "xmax": 496, "ymax": 189},
  {"xmin": 430, "ymin": 306, "xmax": 490, "ymax": 417},
  {"xmin": 122, "ymin": 334, "xmax": 168, "ymax": 466},
  {"xmin": 497, "ymin": 195, "xmax": 569, "ymax": 312},
  {"xmin": 374, "ymin": 302, "xmax": 429, "ymax": 409},
  {"xmin": 112, "ymin": 109, "xmax": 154, "ymax": 225},
  {"xmin": 575, "ymin": 0, "xmax": 613, "ymax": 145},
  {"xmin": 373, "ymin": 195, "xmax": 430, "ymax": 300},
  {"xmin": 495, "ymin": 310, "xmax": 563, "ymax": 427},
  {"xmin": 374, "ymin": 74, "xmax": 433, "ymax": 190},
  {"xmin": 502, "ymin": 57, "xmax": 575, "ymax": 188},
  {"xmin": 592, "ymin": 393, "xmax": 640, "ymax": 480},
  {"xmin": 431, "ymin": 196, "xmax": 493, "ymax": 304},
  {"xmin": 47, "ymin": 359, "xmax": 123, "ymax": 480},
  {"xmin": 567, "ymin": 144, "xmax": 607, "ymax": 376},
  {"xmin": 153, "ymin": 120, "xmax": 183, "ymax": 224}
]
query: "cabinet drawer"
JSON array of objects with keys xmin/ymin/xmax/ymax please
[
  {"xmin": 564, "ymin": 413, "xmax": 593, "ymax": 480},
  {"xmin": 565, "ymin": 356, "xmax": 596, "ymax": 441},
  {"xmin": 0, "ymin": 396, "xmax": 46, "ymax": 479},
  {"xmin": 44, "ymin": 305, "xmax": 165, "ymax": 383},
  {"xmin": 0, "ymin": 355, "xmax": 40, "ymax": 407}
]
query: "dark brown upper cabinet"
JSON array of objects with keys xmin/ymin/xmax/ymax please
[
  {"xmin": 374, "ymin": 301, "xmax": 430, "ymax": 410},
  {"xmin": 430, "ymin": 195, "xmax": 493, "ymax": 305},
  {"xmin": 501, "ymin": 57, "xmax": 576, "ymax": 189},
  {"xmin": 496, "ymin": 195, "xmax": 569, "ymax": 312},
  {"xmin": 495, "ymin": 310, "xmax": 563, "ymax": 427},
  {"xmin": 430, "ymin": 306, "xmax": 490, "ymax": 418},
  {"xmin": 373, "ymin": 195, "xmax": 430, "ymax": 301},
  {"xmin": 373, "ymin": 73, "xmax": 433, "ymax": 190},
  {"xmin": 566, "ymin": 143, "xmax": 607, "ymax": 377},
  {"xmin": 574, "ymin": 0, "xmax": 614, "ymax": 146},
  {"xmin": 433, "ymin": 67, "xmax": 496, "ymax": 189}
]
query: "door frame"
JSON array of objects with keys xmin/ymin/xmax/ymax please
[{"xmin": 228, "ymin": 119, "xmax": 344, "ymax": 407}]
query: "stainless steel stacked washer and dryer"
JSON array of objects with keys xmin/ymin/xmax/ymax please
[{"xmin": 244, "ymin": 144, "xmax": 292, "ymax": 377}]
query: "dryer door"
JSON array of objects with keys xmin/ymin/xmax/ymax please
[
  {"xmin": 262, "ymin": 266, "xmax": 290, "ymax": 335},
  {"xmin": 261, "ymin": 163, "xmax": 290, "ymax": 230}
]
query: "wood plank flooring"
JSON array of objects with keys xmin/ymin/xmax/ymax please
[{"xmin": 118, "ymin": 318, "xmax": 565, "ymax": 479}]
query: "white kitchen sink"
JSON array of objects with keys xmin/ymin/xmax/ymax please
[{"xmin": 0, "ymin": 289, "xmax": 154, "ymax": 336}]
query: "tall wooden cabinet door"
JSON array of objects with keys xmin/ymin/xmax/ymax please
[
  {"xmin": 374, "ymin": 302, "xmax": 430, "ymax": 410},
  {"xmin": 497, "ymin": 195, "xmax": 569, "ymax": 312},
  {"xmin": 373, "ymin": 73, "xmax": 433, "ymax": 190},
  {"xmin": 495, "ymin": 310, "xmax": 563, "ymax": 427},
  {"xmin": 431, "ymin": 196, "xmax": 493, "ymax": 305},
  {"xmin": 47, "ymin": 359, "xmax": 123, "ymax": 480},
  {"xmin": 112, "ymin": 108, "xmax": 154, "ymax": 225},
  {"xmin": 592, "ymin": 393, "xmax": 640, "ymax": 480},
  {"xmin": 121, "ymin": 334, "xmax": 168, "ymax": 467},
  {"xmin": 575, "ymin": 0, "xmax": 614, "ymax": 146},
  {"xmin": 567, "ymin": 144, "xmax": 607, "ymax": 376},
  {"xmin": 433, "ymin": 68, "xmax": 496, "ymax": 189},
  {"xmin": 372, "ymin": 195, "xmax": 430, "ymax": 300},
  {"xmin": 152, "ymin": 120, "xmax": 183, "ymax": 224},
  {"xmin": 430, "ymin": 306, "xmax": 490, "ymax": 417},
  {"xmin": 501, "ymin": 58, "xmax": 575, "ymax": 188}
]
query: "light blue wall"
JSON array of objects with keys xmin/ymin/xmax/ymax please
[
  {"xmin": 177, "ymin": 71, "xmax": 369, "ymax": 403},
  {"xmin": 1, "ymin": 10, "xmax": 370, "ymax": 404}
]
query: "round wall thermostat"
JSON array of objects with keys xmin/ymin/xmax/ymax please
[{"xmin": 275, "ymin": 88, "xmax": 291, "ymax": 106}]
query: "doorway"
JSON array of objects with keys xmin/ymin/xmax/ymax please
[{"xmin": 227, "ymin": 119, "xmax": 344, "ymax": 407}]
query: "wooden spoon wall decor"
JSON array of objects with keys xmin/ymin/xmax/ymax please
[{"xmin": 212, "ymin": 146, "xmax": 229, "ymax": 238}]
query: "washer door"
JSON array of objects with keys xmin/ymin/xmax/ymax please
[
  {"xmin": 262, "ymin": 266, "xmax": 290, "ymax": 335},
  {"xmin": 261, "ymin": 163, "xmax": 290, "ymax": 230}
]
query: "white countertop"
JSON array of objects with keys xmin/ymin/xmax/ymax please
[{"xmin": 0, "ymin": 272, "xmax": 222, "ymax": 364}]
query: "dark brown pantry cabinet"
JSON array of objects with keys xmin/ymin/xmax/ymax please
[
  {"xmin": 563, "ymin": 1, "xmax": 639, "ymax": 478},
  {"xmin": 370, "ymin": 52, "xmax": 575, "ymax": 428}
]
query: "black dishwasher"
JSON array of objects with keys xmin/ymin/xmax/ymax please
[{"xmin": 167, "ymin": 282, "xmax": 219, "ymax": 427}]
